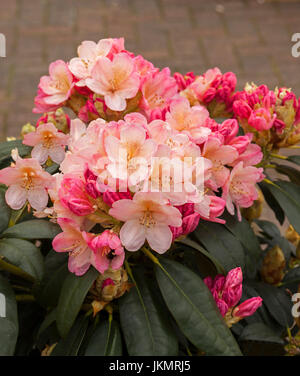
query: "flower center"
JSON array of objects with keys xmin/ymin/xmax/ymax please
[
  {"xmin": 139, "ymin": 210, "xmax": 156, "ymax": 228},
  {"xmin": 21, "ymin": 167, "xmax": 37, "ymax": 190},
  {"xmin": 42, "ymin": 131, "xmax": 55, "ymax": 148}
]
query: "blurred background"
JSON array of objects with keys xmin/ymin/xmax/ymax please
[{"xmin": 0, "ymin": 0, "xmax": 299, "ymax": 138}]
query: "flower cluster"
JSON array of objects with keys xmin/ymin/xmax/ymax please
[
  {"xmin": 232, "ymin": 83, "xmax": 300, "ymax": 150},
  {"xmin": 204, "ymin": 267, "xmax": 263, "ymax": 327},
  {"xmin": 0, "ymin": 37, "xmax": 266, "ymax": 277},
  {"xmin": 181, "ymin": 67, "xmax": 237, "ymax": 118}
]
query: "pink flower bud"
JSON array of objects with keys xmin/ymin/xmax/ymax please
[
  {"xmin": 273, "ymin": 118, "xmax": 286, "ymax": 133},
  {"xmin": 233, "ymin": 100, "xmax": 252, "ymax": 119},
  {"xmin": 229, "ymin": 134, "xmax": 251, "ymax": 154},
  {"xmin": 233, "ymin": 297, "xmax": 263, "ymax": 318},
  {"xmin": 102, "ymin": 278, "xmax": 115, "ymax": 289},
  {"xmin": 224, "ymin": 267, "xmax": 243, "ymax": 290},
  {"xmin": 102, "ymin": 191, "xmax": 132, "ymax": 206},
  {"xmin": 248, "ymin": 107, "xmax": 275, "ymax": 131},
  {"xmin": 219, "ymin": 119, "xmax": 239, "ymax": 143},
  {"xmin": 202, "ymin": 87, "xmax": 217, "ymax": 103}
]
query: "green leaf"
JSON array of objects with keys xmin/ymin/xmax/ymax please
[
  {"xmin": 85, "ymin": 320, "xmax": 122, "ymax": 356},
  {"xmin": 193, "ymin": 221, "xmax": 245, "ymax": 272},
  {"xmin": 0, "ymin": 238, "xmax": 44, "ymax": 281},
  {"xmin": 56, "ymin": 267, "xmax": 99, "ymax": 338},
  {"xmin": 264, "ymin": 180, "xmax": 300, "ymax": 234},
  {"xmin": 119, "ymin": 267, "xmax": 178, "ymax": 356},
  {"xmin": 155, "ymin": 258, "xmax": 242, "ymax": 356},
  {"xmin": 0, "ymin": 140, "xmax": 32, "ymax": 168},
  {"xmin": 223, "ymin": 211, "xmax": 262, "ymax": 278},
  {"xmin": 36, "ymin": 250, "xmax": 69, "ymax": 308},
  {"xmin": 51, "ymin": 316, "xmax": 89, "ymax": 356},
  {"xmin": 287, "ymin": 155, "xmax": 300, "ymax": 166},
  {"xmin": 45, "ymin": 163, "xmax": 59, "ymax": 175},
  {"xmin": 247, "ymin": 281, "xmax": 293, "ymax": 327},
  {"xmin": 0, "ymin": 273, "xmax": 18, "ymax": 355},
  {"xmin": 282, "ymin": 267, "xmax": 300, "ymax": 287},
  {"xmin": 259, "ymin": 181, "xmax": 285, "ymax": 225},
  {"xmin": 0, "ymin": 189, "xmax": 11, "ymax": 233},
  {"xmin": 275, "ymin": 164, "xmax": 300, "ymax": 185},
  {"xmin": 2, "ymin": 219, "xmax": 61, "ymax": 240},
  {"xmin": 37, "ymin": 308, "xmax": 57, "ymax": 339},
  {"xmin": 179, "ymin": 237, "xmax": 225, "ymax": 275},
  {"xmin": 239, "ymin": 323, "xmax": 284, "ymax": 345}
]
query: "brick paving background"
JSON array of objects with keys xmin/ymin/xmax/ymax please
[{"xmin": 0, "ymin": 0, "xmax": 300, "ymax": 138}]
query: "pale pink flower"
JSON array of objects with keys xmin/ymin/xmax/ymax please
[
  {"xmin": 202, "ymin": 136, "xmax": 238, "ymax": 191},
  {"xmin": 190, "ymin": 68, "xmax": 222, "ymax": 101},
  {"xmin": 52, "ymin": 218, "xmax": 94, "ymax": 276},
  {"xmin": 69, "ymin": 39, "xmax": 113, "ymax": 86},
  {"xmin": 165, "ymin": 97, "xmax": 211, "ymax": 144},
  {"xmin": 222, "ymin": 161, "xmax": 264, "ymax": 220},
  {"xmin": 195, "ymin": 195, "xmax": 226, "ymax": 224},
  {"xmin": 109, "ymin": 192, "xmax": 182, "ymax": 253},
  {"xmin": 0, "ymin": 157, "xmax": 52, "ymax": 211},
  {"xmin": 34, "ymin": 60, "xmax": 74, "ymax": 113},
  {"xmin": 87, "ymin": 230, "xmax": 125, "ymax": 274},
  {"xmin": 104, "ymin": 117, "xmax": 157, "ymax": 187},
  {"xmin": 23, "ymin": 122, "xmax": 69, "ymax": 164},
  {"xmin": 86, "ymin": 53, "xmax": 140, "ymax": 111},
  {"xmin": 140, "ymin": 68, "xmax": 178, "ymax": 117}
]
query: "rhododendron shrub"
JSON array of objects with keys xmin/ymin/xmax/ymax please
[{"xmin": 0, "ymin": 38, "xmax": 299, "ymax": 357}]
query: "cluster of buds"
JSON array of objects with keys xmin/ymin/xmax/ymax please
[
  {"xmin": 260, "ymin": 245, "xmax": 286, "ymax": 285},
  {"xmin": 181, "ymin": 67, "xmax": 237, "ymax": 118},
  {"xmin": 232, "ymin": 83, "xmax": 300, "ymax": 152},
  {"xmin": 204, "ymin": 267, "xmax": 262, "ymax": 328}
]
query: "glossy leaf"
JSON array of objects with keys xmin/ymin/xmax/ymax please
[
  {"xmin": 85, "ymin": 320, "xmax": 122, "ymax": 356},
  {"xmin": 155, "ymin": 258, "xmax": 242, "ymax": 356},
  {"xmin": 0, "ymin": 189, "xmax": 11, "ymax": 233},
  {"xmin": 0, "ymin": 274, "xmax": 18, "ymax": 355},
  {"xmin": 56, "ymin": 267, "xmax": 98, "ymax": 338},
  {"xmin": 2, "ymin": 219, "xmax": 61, "ymax": 240},
  {"xmin": 239, "ymin": 323, "xmax": 284, "ymax": 345},
  {"xmin": 119, "ymin": 268, "xmax": 178, "ymax": 356},
  {"xmin": 0, "ymin": 238, "xmax": 44, "ymax": 281}
]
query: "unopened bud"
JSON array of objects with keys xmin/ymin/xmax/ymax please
[
  {"xmin": 21, "ymin": 123, "xmax": 36, "ymax": 138},
  {"xmin": 261, "ymin": 245, "xmax": 286, "ymax": 285}
]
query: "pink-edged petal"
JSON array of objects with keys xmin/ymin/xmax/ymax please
[
  {"xmin": 85, "ymin": 78, "xmax": 108, "ymax": 96},
  {"xmin": 5, "ymin": 185, "xmax": 27, "ymax": 210},
  {"xmin": 104, "ymin": 93, "xmax": 127, "ymax": 111},
  {"xmin": 52, "ymin": 232, "xmax": 76, "ymax": 253},
  {"xmin": 105, "ymin": 136, "xmax": 122, "ymax": 161},
  {"xmin": 31, "ymin": 144, "xmax": 49, "ymax": 165},
  {"xmin": 146, "ymin": 224, "xmax": 172, "ymax": 254},
  {"xmin": 49, "ymin": 145, "xmax": 66, "ymax": 164},
  {"xmin": 120, "ymin": 124, "xmax": 145, "ymax": 146},
  {"xmin": 91, "ymin": 252, "xmax": 110, "ymax": 274},
  {"xmin": 68, "ymin": 249, "xmax": 91, "ymax": 276},
  {"xmin": 120, "ymin": 220, "xmax": 146, "ymax": 251},
  {"xmin": 109, "ymin": 199, "xmax": 141, "ymax": 222},
  {"xmin": 0, "ymin": 167, "xmax": 21, "ymax": 185},
  {"xmin": 27, "ymin": 187, "xmax": 49, "ymax": 211},
  {"xmin": 111, "ymin": 252, "xmax": 125, "ymax": 270}
]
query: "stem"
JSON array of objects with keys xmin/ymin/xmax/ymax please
[
  {"xmin": 265, "ymin": 164, "xmax": 276, "ymax": 169},
  {"xmin": 0, "ymin": 258, "xmax": 35, "ymax": 283},
  {"xmin": 270, "ymin": 153, "xmax": 288, "ymax": 160},
  {"xmin": 15, "ymin": 294, "xmax": 35, "ymax": 302},
  {"xmin": 141, "ymin": 247, "xmax": 160, "ymax": 265},
  {"xmin": 263, "ymin": 178, "xmax": 276, "ymax": 186}
]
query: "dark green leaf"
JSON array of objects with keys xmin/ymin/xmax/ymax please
[
  {"xmin": 259, "ymin": 181, "xmax": 285, "ymax": 225},
  {"xmin": 223, "ymin": 211, "xmax": 262, "ymax": 278},
  {"xmin": 0, "ymin": 189, "xmax": 11, "ymax": 233},
  {"xmin": 119, "ymin": 268, "xmax": 178, "ymax": 356},
  {"xmin": 0, "ymin": 273, "xmax": 18, "ymax": 355},
  {"xmin": 85, "ymin": 320, "xmax": 122, "ymax": 356},
  {"xmin": 194, "ymin": 221, "xmax": 245, "ymax": 272},
  {"xmin": 155, "ymin": 258, "xmax": 242, "ymax": 356},
  {"xmin": 0, "ymin": 238, "xmax": 44, "ymax": 281},
  {"xmin": 275, "ymin": 164, "xmax": 300, "ymax": 185},
  {"xmin": 239, "ymin": 323, "xmax": 284, "ymax": 345},
  {"xmin": 51, "ymin": 316, "xmax": 89, "ymax": 356},
  {"xmin": 37, "ymin": 308, "xmax": 57, "ymax": 339},
  {"xmin": 0, "ymin": 140, "xmax": 31, "ymax": 168},
  {"xmin": 36, "ymin": 250, "xmax": 69, "ymax": 308},
  {"xmin": 282, "ymin": 267, "xmax": 300, "ymax": 287},
  {"xmin": 2, "ymin": 219, "xmax": 61, "ymax": 240},
  {"xmin": 264, "ymin": 180, "xmax": 300, "ymax": 234},
  {"xmin": 56, "ymin": 267, "xmax": 98, "ymax": 337},
  {"xmin": 247, "ymin": 281, "xmax": 293, "ymax": 327},
  {"xmin": 287, "ymin": 155, "xmax": 300, "ymax": 166}
]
